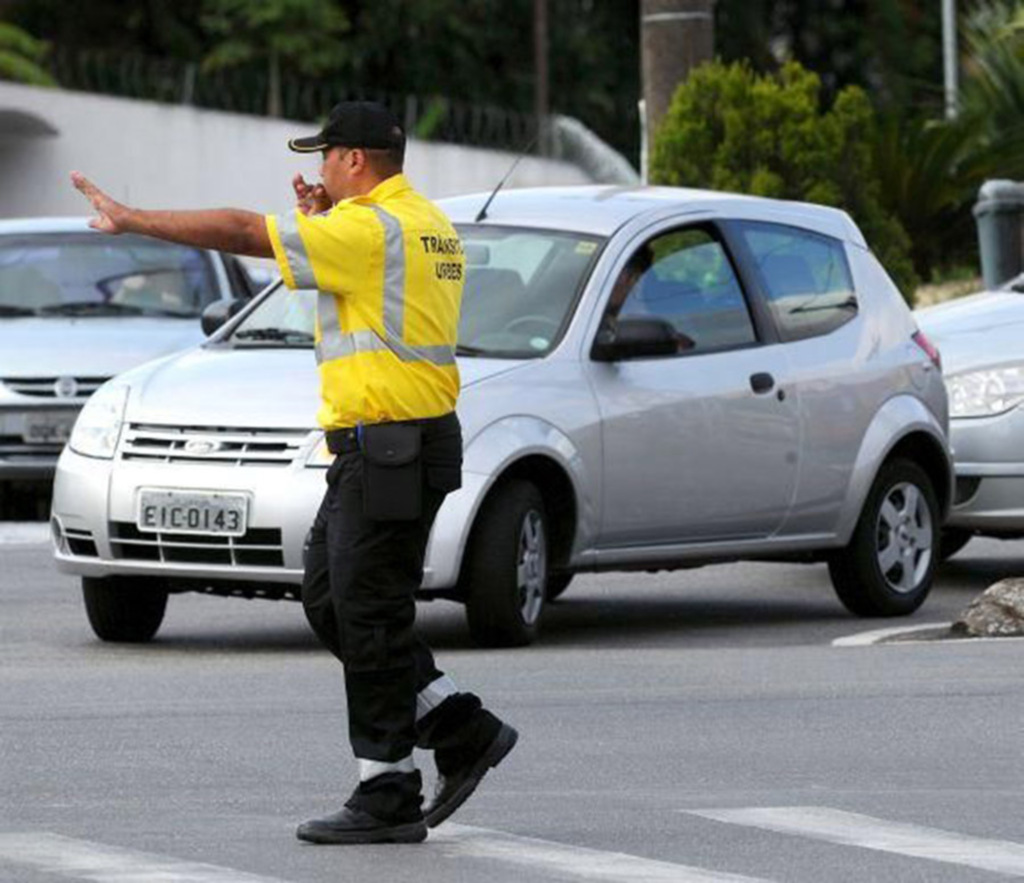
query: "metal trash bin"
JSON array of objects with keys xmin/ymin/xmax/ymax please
[{"xmin": 974, "ymin": 179, "xmax": 1024, "ymax": 289}]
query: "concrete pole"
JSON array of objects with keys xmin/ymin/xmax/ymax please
[
  {"xmin": 640, "ymin": 0, "xmax": 715, "ymax": 160},
  {"xmin": 942, "ymin": 0, "xmax": 959, "ymax": 119}
]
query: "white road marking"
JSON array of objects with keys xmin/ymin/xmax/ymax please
[
  {"xmin": 832, "ymin": 622, "xmax": 952, "ymax": 646},
  {"xmin": 433, "ymin": 822, "xmax": 773, "ymax": 882},
  {"xmin": 0, "ymin": 832, "xmax": 290, "ymax": 883},
  {"xmin": 686, "ymin": 806, "xmax": 1024, "ymax": 877},
  {"xmin": 0, "ymin": 522, "xmax": 50, "ymax": 545}
]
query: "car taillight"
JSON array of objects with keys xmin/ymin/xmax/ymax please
[{"xmin": 912, "ymin": 330, "xmax": 941, "ymax": 371}]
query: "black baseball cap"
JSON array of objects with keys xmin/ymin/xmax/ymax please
[{"xmin": 288, "ymin": 101, "xmax": 406, "ymax": 153}]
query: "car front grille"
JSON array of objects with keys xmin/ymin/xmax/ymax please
[
  {"xmin": 64, "ymin": 527, "xmax": 98, "ymax": 557},
  {"xmin": 109, "ymin": 522, "xmax": 285, "ymax": 567},
  {"xmin": 2, "ymin": 376, "xmax": 109, "ymax": 400},
  {"xmin": 0, "ymin": 436, "xmax": 63, "ymax": 459},
  {"xmin": 954, "ymin": 476, "xmax": 982, "ymax": 506},
  {"xmin": 120, "ymin": 423, "xmax": 315, "ymax": 467}
]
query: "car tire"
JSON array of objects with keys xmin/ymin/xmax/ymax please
[
  {"xmin": 463, "ymin": 480, "xmax": 547, "ymax": 647},
  {"xmin": 828, "ymin": 458, "xmax": 939, "ymax": 617},
  {"xmin": 545, "ymin": 572, "xmax": 574, "ymax": 602},
  {"xmin": 939, "ymin": 528, "xmax": 973, "ymax": 562},
  {"xmin": 82, "ymin": 576, "xmax": 168, "ymax": 643}
]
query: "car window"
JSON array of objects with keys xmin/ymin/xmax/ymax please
[
  {"xmin": 228, "ymin": 226, "xmax": 604, "ymax": 357},
  {"xmin": 232, "ymin": 285, "xmax": 317, "ymax": 341},
  {"xmin": 456, "ymin": 225, "xmax": 604, "ymax": 357},
  {"xmin": 0, "ymin": 232, "xmax": 219, "ymax": 317},
  {"xmin": 739, "ymin": 222, "xmax": 857, "ymax": 341},
  {"xmin": 607, "ymin": 227, "xmax": 757, "ymax": 354}
]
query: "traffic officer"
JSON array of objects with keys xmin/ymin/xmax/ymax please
[{"xmin": 70, "ymin": 100, "xmax": 517, "ymax": 846}]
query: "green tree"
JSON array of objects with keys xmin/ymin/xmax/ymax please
[
  {"xmin": 869, "ymin": 2, "xmax": 1024, "ymax": 282},
  {"xmin": 960, "ymin": 0, "xmax": 1024, "ymax": 147},
  {"xmin": 200, "ymin": 0, "xmax": 349, "ymax": 117},
  {"xmin": 650, "ymin": 60, "xmax": 917, "ymax": 299},
  {"xmin": 715, "ymin": 0, "xmax": 946, "ymax": 114},
  {"xmin": 0, "ymin": 21, "xmax": 55, "ymax": 86}
]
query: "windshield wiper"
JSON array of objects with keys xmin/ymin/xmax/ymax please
[
  {"xmin": 234, "ymin": 327, "xmax": 315, "ymax": 345},
  {"xmin": 38, "ymin": 301, "xmax": 143, "ymax": 316},
  {"xmin": 455, "ymin": 344, "xmax": 487, "ymax": 357},
  {"xmin": 0, "ymin": 305, "xmax": 36, "ymax": 317}
]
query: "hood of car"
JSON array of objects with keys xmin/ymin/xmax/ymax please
[
  {"xmin": 127, "ymin": 344, "xmax": 529, "ymax": 428},
  {"xmin": 916, "ymin": 292, "xmax": 1024, "ymax": 376},
  {"xmin": 0, "ymin": 317, "xmax": 206, "ymax": 378}
]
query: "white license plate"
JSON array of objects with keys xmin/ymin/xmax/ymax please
[
  {"xmin": 24, "ymin": 411, "xmax": 77, "ymax": 444},
  {"xmin": 136, "ymin": 490, "xmax": 248, "ymax": 536}
]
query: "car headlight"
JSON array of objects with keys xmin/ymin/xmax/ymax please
[
  {"xmin": 68, "ymin": 384, "xmax": 130, "ymax": 459},
  {"xmin": 946, "ymin": 364, "xmax": 1024, "ymax": 418},
  {"xmin": 305, "ymin": 432, "xmax": 333, "ymax": 468}
]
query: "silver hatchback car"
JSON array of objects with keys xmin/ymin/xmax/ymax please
[{"xmin": 52, "ymin": 186, "xmax": 952, "ymax": 646}]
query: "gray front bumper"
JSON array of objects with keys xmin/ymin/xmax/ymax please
[{"xmin": 948, "ymin": 407, "xmax": 1024, "ymax": 533}]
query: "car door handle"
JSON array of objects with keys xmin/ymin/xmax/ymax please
[{"xmin": 750, "ymin": 372, "xmax": 775, "ymax": 394}]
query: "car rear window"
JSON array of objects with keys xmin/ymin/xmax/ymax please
[
  {"xmin": 0, "ymin": 232, "xmax": 219, "ymax": 317},
  {"xmin": 739, "ymin": 222, "xmax": 857, "ymax": 342}
]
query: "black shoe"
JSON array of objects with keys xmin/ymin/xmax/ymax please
[
  {"xmin": 296, "ymin": 805, "xmax": 427, "ymax": 845},
  {"xmin": 424, "ymin": 723, "xmax": 518, "ymax": 828}
]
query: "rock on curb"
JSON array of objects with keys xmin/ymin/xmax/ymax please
[{"xmin": 952, "ymin": 579, "xmax": 1024, "ymax": 638}]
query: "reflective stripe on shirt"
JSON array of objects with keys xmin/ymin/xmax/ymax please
[
  {"xmin": 274, "ymin": 212, "xmax": 318, "ymax": 289},
  {"xmin": 314, "ymin": 204, "xmax": 455, "ymax": 368}
]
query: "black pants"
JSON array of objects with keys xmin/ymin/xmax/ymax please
[{"xmin": 301, "ymin": 414, "xmax": 497, "ymax": 807}]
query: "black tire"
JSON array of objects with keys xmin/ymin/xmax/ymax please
[
  {"xmin": 545, "ymin": 572, "xmax": 574, "ymax": 602},
  {"xmin": 462, "ymin": 480, "xmax": 547, "ymax": 647},
  {"xmin": 939, "ymin": 528, "xmax": 973, "ymax": 562},
  {"xmin": 828, "ymin": 458, "xmax": 939, "ymax": 617},
  {"xmin": 82, "ymin": 576, "xmax": 168, "ymax": 643}
]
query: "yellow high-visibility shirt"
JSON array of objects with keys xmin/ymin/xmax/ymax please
[{"xmin": 265, "ymin": 174, "xmax": 463, "ymax": 429}]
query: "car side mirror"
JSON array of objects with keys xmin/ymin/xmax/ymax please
[
  {"xmin": 201, "ymin": 299, "xmax": 248, "ymax": 336},
  {"xmin": 591, "ymin": 316, "xmax": 684, "ymax": 362}
]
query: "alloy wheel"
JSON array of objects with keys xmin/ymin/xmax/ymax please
[
  {"xmin": 875, "ymin": 481, "xmax": 934, "ymax": 594},
  {"xmin": 516, "ymin": 509, "xmax": 546, "ymax": 625}
]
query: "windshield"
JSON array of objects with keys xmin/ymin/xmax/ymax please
[
  {"xmin": 228, "ymin": 225, "xmax": 604, "ymax": 357},
  {"xmin": 456, "ymin": 225, "xmax": 603, "ymax": 356},
  {"xmin": 0, "ymin": 232, "xmax": 220, "ymax": 318}
]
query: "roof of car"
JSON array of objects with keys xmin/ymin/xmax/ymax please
[
  {"xmin": 439, "ymin": 185, "xmax": 865, "ymax": 245},
  {"xmin": 0, "ymin": 216, "xmax": 94, "ymax": 234}
]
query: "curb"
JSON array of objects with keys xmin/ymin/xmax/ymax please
[{"xmin": 833, "ymin": 622, "xmax": 1024, "ymax": 646}]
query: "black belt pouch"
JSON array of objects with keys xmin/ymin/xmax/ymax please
[{"xmin": 360, "ymin": 423, "xmax": 423, "ymax": 521}]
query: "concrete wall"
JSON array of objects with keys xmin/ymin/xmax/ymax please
[{"xmin": 0, "ymin": 82, "xmax": 592, "ymax": 219}]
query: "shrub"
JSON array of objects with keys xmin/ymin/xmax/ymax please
[{"xmin": 650, "ymin": 61, "xmax": 918, "ymax": 300}]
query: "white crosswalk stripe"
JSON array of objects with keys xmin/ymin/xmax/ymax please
[
  {"xmin": 434, "ymin": 823, "xmax": 774, "ymax": 882},
  {"xmin": 0, "ymin": 827, "xmax": 773, "ymax": 883},
  {"xmin": 686, "ymin": 806, "xmax": 1024, "ymax": 878},
  {"xmin": 0, "ymin": 832, "xmax": 290, "ymax": 883},
  {"xmin": 0, "ymin": 522, "xmax": 50, "ymax": 545}
]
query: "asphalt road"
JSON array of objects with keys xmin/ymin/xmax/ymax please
[{"xmin": 2, "ymin": 531, "xmax": 1023, "ymax": 882}]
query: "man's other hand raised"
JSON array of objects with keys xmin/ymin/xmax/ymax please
[{"xmin": 292, "ymin": 174, "xmax": 332, "ymax": 216}]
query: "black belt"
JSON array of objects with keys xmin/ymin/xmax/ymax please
[{"xmin": 325, "ymin": 412, "xmax": 458, "ymax": 456}]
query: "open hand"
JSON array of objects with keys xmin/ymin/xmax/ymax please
[
  {"xmin": 292, "ymin": 174, "xmax": 332, "ymax": 216},
  {"xmin": 70, "ymin": 172, "xmax": 127, "ymax": 234}
]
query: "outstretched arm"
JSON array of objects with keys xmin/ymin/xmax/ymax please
[{"xmin": 70, "ymin": 171, "xmax": 274, "ymax": 258}]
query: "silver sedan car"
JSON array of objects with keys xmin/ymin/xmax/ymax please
[
  {"xmin": 0, "ymin": 217, "xmax": 257, "ymax": 481},
  {"xmin": 52, "ymin": 186, "xmax": 952, "ymax": 647},
  {"xmin": 916, "ymin": 276, "xmax": 1024, "ymax": 558}
]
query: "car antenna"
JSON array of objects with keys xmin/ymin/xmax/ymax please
[{"xmin": 474, "ymin": 135, "xmax": 539, "ymax": 223}]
